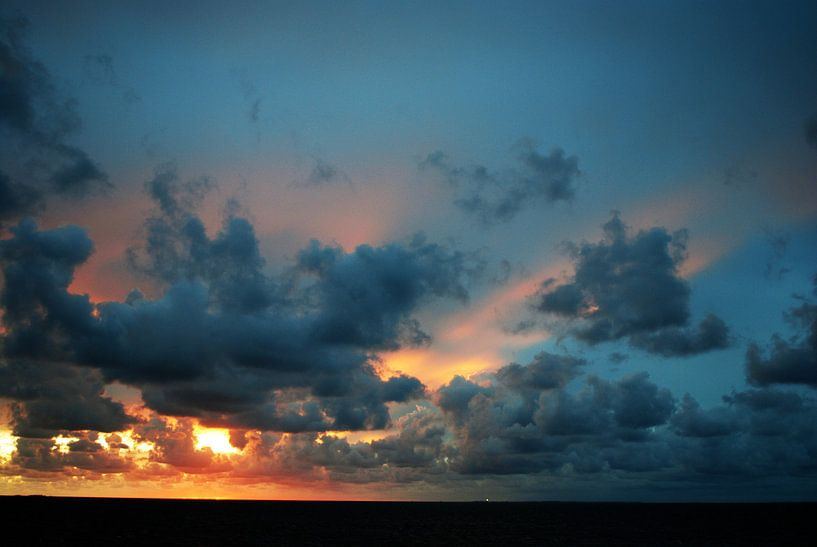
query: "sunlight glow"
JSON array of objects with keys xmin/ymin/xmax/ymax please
[
  {"xmin": 118, "ymin": 430, "xmax": 155, "ymax": 453},
  {"xmin": 52, "ymin": 434, "xmax": 81, "ymax": 454},
  {"xmin": 194, "ymin": 425, "xmax": 239, "ymax": 455},
  {"xmin": 0, "ymin": 430, "xmax": 17, "ymax": 462}
]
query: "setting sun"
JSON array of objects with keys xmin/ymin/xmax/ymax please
[
  {"xmin": 0, "ymin": 431, "xmax": 16, "ymax": 462},
  {"xmin": 194, "ymin": 425, "xmax": 239, "ymax": 455}
]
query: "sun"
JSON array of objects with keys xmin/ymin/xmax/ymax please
[
  {"xmin": 0, "ymin": 430, "xmax": 17, "ymax": 462},
  {"xmin": 193, "ymin": 424, "xmax": 239, "ymax": 455}
]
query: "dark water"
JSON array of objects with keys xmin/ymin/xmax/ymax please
[{"xmin": 2, "ymin": 496, "xmax": 813, "ymax": 546}]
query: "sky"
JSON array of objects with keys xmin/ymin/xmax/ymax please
[{"xmin": 1, "ymin": 0, "xmax": 816, "ymax": 501}]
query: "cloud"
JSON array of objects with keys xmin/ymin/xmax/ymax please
[
  {"xmin": 0, "ymin": 361, "xmax": 136, "ymax": 438},
  {"xmin": 0, "ymin": 170, "xmax": 481, "ymax": 436},
  {"xmin": 0, "ymin": 16, "xmax": 108, "ymax": 223},
  {"xmin": 431, "ymin": 352, "xmax": 673, "ymax": 475},
  {"xmin": 671, "ymin": 388, "xmax": 817, "ymax": 477},
  {"xmin": 533, "ymin": 213, "xmax": 730, "ymax": 356},
  {"xmin": 295, "ymin": 233, "xmax": 480, "ymax": 349},
  {"xmin": 629, "ymin": 314, "xmax": 730, "ymax": 357},
  {"xmin": 0, "ymin": 169, "xmax": 41, "ymax": 220},
  {"xmin": 746, "ymin": 275, "xmax": 817, "ymax": 388},
  {"xmin": 11, "ymin": 435, "xmax": 133, "ymax": 474},
  {"xmin": 429, "ymin": 353, "xmax": 817, "ymax": 482},
  {"xmin": 3, "ymin": 326, "xmax": 817, "ymax": 491},
  {"xmin": 419, "ymin": 139, "xmax": 580, "ymax": 224}
]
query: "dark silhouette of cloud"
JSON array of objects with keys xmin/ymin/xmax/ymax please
[
  {"xmin": 533, "ymin": 213, "xmax": 730, "ymax": 356},
  {"xmin": 0, "ymin": 16, "xmax": 108, "ymax": 223},
  {"xmin": 629, "ymin": 314, "xmax": 730, "ymax": 357},
  {"xmin": 0, "ymin": 169, "xmax": 40, "ymax": 220},
  {"xmin": 419, "ymin": 139, "xmax": 580, "ymax": 225},
  {"xmin": 0, "ymin": 169, "xmax": 481, "ymax": 436},
  {"xmin": 0, "ymin": 361, "xmax": 136, "ymax": 438},
  {"xmin": 746, "ymin": 275, "xmax": 817, "ymax": 388},
  {"xmin": 427, "ymin": 354, "xmax": 817, "ymax": 481}
]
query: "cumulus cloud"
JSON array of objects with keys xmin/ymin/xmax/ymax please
[
  {"xmin": 0, "ymin": 361, "xmax": 135, "ymax": 438},
  {"xmin": 0, "ymin": 169, "xmax": 481, "ymax": 437},
  {"xmin": 3, "ymin": 333, "xmax": 817, "ymax": 491},
  {"xmin": 0, "ymin": 16, "xmax": 108, "ymax": 223},
  {"xmin": 436, "ymin": 361, "xmax": 674, "ymax": 475},
  {"xmin": 431, "ymin": 356, "xmax": 817, "ymax": 482},
  {"xmin": 671, "ymin": 388, "xmax": 817, "ymax": 477},
  {"xmin": 746, "ymin": 276, "xmax": 817, "ymax": 388},
  {"xmin": 419, "ymin": 139, "xmax": 580, "ymax": 224},
  {"xmin": 533, "ymin": 213, "xmax": 730, "ymax": 356}
]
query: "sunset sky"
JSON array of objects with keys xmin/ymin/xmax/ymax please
[{"xmin": 1, "ymin": 0, "xmax": 817, "ymax": 501}]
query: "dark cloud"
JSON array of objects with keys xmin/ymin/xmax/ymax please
[
  {"xmin": 494, "ymin": 352, "xmax": 585, "ymax": 392},
  {"xmin": 296, "ymin": 233, "xmax": 480, "ymax": 349},
  {"xmin": 671, "ymin": 388, "xmax": 817, "ymax": 477},
  {"xmin": 427, "ymin": 353, "xmax": 817, "ymax": 482},
  {"xmin": 0, "ymin": 171, "xmax": 480, "ymax": 435},
  {"xmin": 670, "ymin": 393, "xmax": 735, "ymax": 438},
  {"xmin": 534, "ymin": 213, "xmax": 730, "ymax": 356},
  {"xmin": 436, "ymin": 360, "xmax": 675, "ymax": 475},
  {"xmin": 0, "ymin": 361, "xmax": 136, "ymax": 438},
  {"xmin": 0, "ymin": 16, "xmax": 108, "ymax": 222},
  {"xmin": 232, "ymin": 405, "xmax": 449, "ymax": 484},
  {"xmin": 630, "ymin": 314, "xmax": 730, "ymax": 357},
  {"xmin": 746, "ymin": 277, "xmax": 817, "ymax": 388},
  {"xmin": 419, "ymin": 139, "xmax": 580, "ymax": 224},
  {"xmin": 0, "ymin": 169, "xmax": 40, "ymax": 220},
  {"xmin": 436, "ymin": 375, "xmax": 492, "ymax": 425}
]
